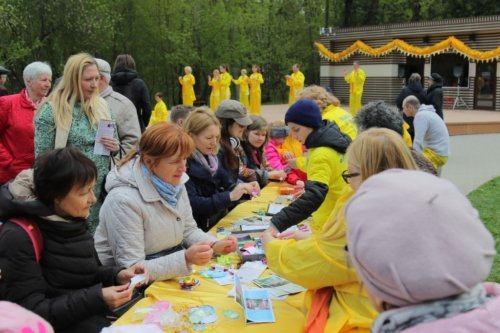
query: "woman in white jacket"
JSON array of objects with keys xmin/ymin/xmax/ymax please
[{"xmin": 95, "ymin": 123, "xmax": 236, "ymax": 281}]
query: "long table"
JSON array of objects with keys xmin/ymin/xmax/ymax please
[{"xmin": 113, "ymin": 182, "xmax": 306, "ymax": 332}]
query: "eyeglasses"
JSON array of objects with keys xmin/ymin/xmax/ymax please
[{"xmin": 342, "ymin": 170, "xmax": 360, "ymax": 184}]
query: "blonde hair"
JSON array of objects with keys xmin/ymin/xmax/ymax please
[
  {"xmin": 321, "ymin": 128, "xmax": 418, "ymax": 240},
  {"xmin": 184, "ymin": 66, "xmax": 192, "ymax": 73},
  {"xmin": 40, "ymin": 53, "xmax": 109, "ymax": 130},
  {"xmin": 296, "ymin": 85, "xmax": 340, "ymax": 110},
  {"xmin": 119, "ymin": 122, "xmax": 195, "ymax": 168},
  {"xmin": 183, "ymin": 107, "xmax": 220, "ymax": 136}
]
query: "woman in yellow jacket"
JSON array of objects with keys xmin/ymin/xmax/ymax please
[
  {"xmin": 297, "ymin": 85, "xmax": 357, "ymax": 140},
  {"xmin": 262, "ymin": 128, "xmax": 419, "ymax": 333},
  {"xmin": 249, "ymin": 64, "xmax": 264, "ymax": 116},
  {"xmin": 178, "ymin": 66, "xmax": 196, "ymax": 106},
  {"xmin": 219, "ymin": 64, "xmax": 232, "ymax": 100},
  {"xmin": 148, "ymin": 92, "xmax": 168, "ymax": 125},
  {"xmin": 232, "ymin": 68, "xmax": 250, "ymax": 109},
  {"xmin": 208, "ymin": 69, "xmax": 221, "ymax": 111}
]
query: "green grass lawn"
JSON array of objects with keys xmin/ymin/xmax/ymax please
[{"xmin": 467, "ymin": 177, "xmax": 500, "ymax": 282}]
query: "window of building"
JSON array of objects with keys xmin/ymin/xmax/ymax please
[{"xmin": 430, "ymin": 53, "xmax": 469, "ymax": 87}]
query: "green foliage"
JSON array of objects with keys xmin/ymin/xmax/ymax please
[
  {"xmin": 1, "ymin": 0, "xmax": 498, "ymax": 105},
  {"xmin": 468, "ymin": 177, "xmax": 500, "ymax": 283}
]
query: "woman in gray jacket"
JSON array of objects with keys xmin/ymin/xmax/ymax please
[{"xmin": 95, "ymin": 123, "xmax": 236, "ymax": 281}]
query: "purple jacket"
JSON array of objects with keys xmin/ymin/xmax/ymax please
[{"xmin": 403, "ymin": 283, "xmax": 500, "ymax": 333}]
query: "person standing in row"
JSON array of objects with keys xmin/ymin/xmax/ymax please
[
  {"xmin": 232, "ymin": 69, "xmax": 250, "ymax": 110},
  {"xmin": 343, "ymin": 61, "xmax": 366, "ymax": 116},
  {"xmin": 178, "ymin": 66, "xmax": 196, "ymax": 107},
  {"xmin": 425, "ymin": 73, "xmax": 444, "ymax": 120},
  {"xmin": 0, "ymin": 62, "xmax": 52, "ymax": 184},
  {"xmin": 285, "ymin": 63, "xmax": 305, "ymax": 105},
  {"xmin": 110, "ymin": 54, "xmax": 151, "ymax": 133},
  {"xmin": 219, "ymin": 64, "xmax": 232, "ymax": 100},
  {"xmin": 208, "ymin": 69, "xmax": 221, "ymax": 111},
  {"xmin": 249, "ymin": 64, "xmax": 264, "ymax": 116}
]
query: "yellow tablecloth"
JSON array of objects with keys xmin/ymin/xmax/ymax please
[{"xmin": 113, "ymin": 182, "xmax": 306, "ymax": 332}]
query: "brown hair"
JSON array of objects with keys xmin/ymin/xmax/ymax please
[
  {"xmin": 119, "ymin": 123, "xmax": 195, "ymax": 168},
  {"xmin": 113, "ymin": 54, "xmax": 136, "ymax": 72},
  {"xmin": 244, "ymin": 116, "xmax": 269, "ymax": 147}
]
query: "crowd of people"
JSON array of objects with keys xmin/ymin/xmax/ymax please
[{"xmin": 0, "ymin": 52, "xmax": 496, "ymax": 333}]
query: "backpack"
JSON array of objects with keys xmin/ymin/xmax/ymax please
[{"xmin": 0, "ymin": 218, "xmax": 43, "ymax": 263}]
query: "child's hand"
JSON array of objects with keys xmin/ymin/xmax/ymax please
[
  {"xmin": 283, "ymin": 151, "xmax": 294, "ymax": 160},
  {"xmin": 287, "ymin": 158, "xmax": 297, "ymax": 169},
  {"xmin": 269, "ymin": 170, "xmax": 287, "ymax": 181}
]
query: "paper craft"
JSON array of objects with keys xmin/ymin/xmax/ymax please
[
  {"xmin": 128, "ymin": 274, "xmax": 146, "ymax": 290},
  {"xmin": 236, "ymin": 234, "xmax": 266, "ymax": 262},
  {"xmin": 234, "ymin": 275, "xmax": 275, "ymax": 324},
  {"xmin": 266, "ymin": 203, "xmax": 285, "ymax": 216},
  {"xmin": 199, "ymin": 266, "xmax": 234, "ymax": 286},
  {"xmin": 237, "ymin": 261, "xmax": 267, "ymax": 283},
  {"xmin": 94, "ymin": 119, "xmax": 115, "ymax": 155},
  {"xmin": 253, "ymin": 275, "xmax": 306, "ymax": 297}
]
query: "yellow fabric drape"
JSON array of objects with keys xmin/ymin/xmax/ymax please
[
  {"xmin": 249, "ymin": 73, "xmax": 264, "ymax": 115},
  {"xmin": 233, "ymin": 75, "xmax": 250, "ymax": 109},
  {"xmin": 314, "ymin": 36, "xmax": 500, "ymax": 63},
  {"xmin": 179, "ymin": 74, "xmax": 196, "ymax": 106}
]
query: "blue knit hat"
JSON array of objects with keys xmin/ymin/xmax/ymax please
[{"xmin": 285, "ymin": 99, "xmax": 322, "ymax": 129}]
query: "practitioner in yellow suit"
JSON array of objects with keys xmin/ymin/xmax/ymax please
[
  {"xmin": 343, "ymin": 61, "xmax": 366, "ymax": 115},
  {"xmin": 178, "ymin": 66, "xmax": 196, "ymax": 106},
  {"xmin": 232, "ymin": 68, "xmax": 250, "ymax": 109},
  {"xmin": 249, "ymin": 64, "xmax": 264, "ymax": 116},
  {"xmin": 149, "ymin": 92, "xmax": 168, "ymax": 125},
  {"xmin": 285, "ymin": 63, "xmax": 305, "ymax": 105},
  {"xmin": 219, "ymin": 64, "xmax": 232, "ymax": 100},
  {"xmin": 208, "ymin": 69, "xmax": 221, "ymax": 111}
]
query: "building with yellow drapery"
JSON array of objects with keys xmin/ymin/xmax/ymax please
[{"xmin": 317, "ymin": 15, "xmax": 500, "ymax": 111}]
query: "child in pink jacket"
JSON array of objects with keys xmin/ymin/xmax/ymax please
[{"xmin": 264, "ymin": 121, "xmax": 307, "ymax": 186}]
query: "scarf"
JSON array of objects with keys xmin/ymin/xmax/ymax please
[
  {"xmin": 304, "ymin": 287, "xmax": 334, "ymax": 333},
  {"xmin": 373, "ymin": 284, "xmax": 490, "ymax": 333},
  {"xmin": 192, "ymin": 149, "xmax": 218, "ymax": 176},
  {"xmin": 142, "ymin": 165, "xmax": 181, "ymax": 207}
]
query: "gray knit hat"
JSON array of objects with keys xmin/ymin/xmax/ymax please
[{"xmin": 345, "ymin": 169, "xmax": 496, "ymax": 307}]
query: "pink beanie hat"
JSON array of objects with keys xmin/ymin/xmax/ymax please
[{"xmin": 345, "ymin": 169, "xmax": 496, "ymax": 307}]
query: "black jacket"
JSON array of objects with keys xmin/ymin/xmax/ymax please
[
  {"xmin": 111, "ymin": 69, "xmax": 152, "ymax": 132},
  {"xmin": 396, "ymin": 81, "xmax": 425, "ymax": 110},
  {"xmin": 425, "ymin": 83, "xmax": 444, "ymax": 119},
  {"xmin": 271, "ymin": 121, "xmax": 351, "ymax": 232},
  {"xmin": 240, "ymin": 141, "xmax": 268, "ymax": 188},
  {"xmin": 185, "ymin": 156, "xmax": 237, "ymax": 231},
  {"xmin": 0, "ymin": 186, "xmax": 122, "ymax": 333}
]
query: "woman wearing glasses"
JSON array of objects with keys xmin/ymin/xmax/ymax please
[{"xmin": 262, "ymin": 128, "xmax": 418, "ymax": 333}]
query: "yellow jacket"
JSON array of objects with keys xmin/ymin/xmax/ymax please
[
  {"xmin": 233, "ymin": 75, "xmax": 250, "ymax": 109},
  {"xmin": 306, "ymin": 145, "xmax": 347, "ymax": 231},
  {"xmin": 286, "ymin": 71, "xmax": 305, "ymax": 105},
  {"xmin": 179, "ymin": 74, "xmax": 196, "ymax": 106},
  {"xmin": 149, "ymin": 100, "xmax": 168, "ymax": 125},
  {"xmin": 220, "ymin": 72, "xmax": 232, "ymax": 100},
  {"xmin": 266, "ymin": 188, "xmax": 377, "ymax": 333},
  {"xmin": 209, "ymin": 78, "xmax": 221, "ymax": 111},
  {"xmin": 249, "ymin": 73, "xmax": 264, "ymax": 115},
  {"xmin": 322, "ymin": 104, "xmax": 358, "ymax": 140}
]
